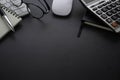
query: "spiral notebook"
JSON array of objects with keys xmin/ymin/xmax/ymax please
[{"xmin": 0, "ymin": 6, "xmax": 22, "ymax": 39}]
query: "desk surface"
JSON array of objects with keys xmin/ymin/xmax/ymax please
[{"xmin": 0, "ymin": 0, "xmax": 120, "ymax": 80}]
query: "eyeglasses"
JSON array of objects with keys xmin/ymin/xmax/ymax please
[{"xmin": 10, "ymin": 0, "xmax": 50, "ymax": 19}]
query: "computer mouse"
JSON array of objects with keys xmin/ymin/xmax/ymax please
[{"xmin": 52, "ymin": 0, "xmax": 73, "ymax": 16}]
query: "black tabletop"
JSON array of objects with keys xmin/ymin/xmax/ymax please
[{"xmin": 0, "ymin": 0, "xmax": 120, "ymax": 80}]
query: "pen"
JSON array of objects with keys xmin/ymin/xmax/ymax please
[
  {"xmin": 0, "ymin": 7, "xmax": 15, "ymax": 32},
  {"xmin": 81, "ymin": 20, "xmax": 114, "ymax": 32},
  {"xmin": 77, "ymin": 20, "xmax": 114, "ymax": 38},
  {"xmin": 83, "ymin": 21, "xmax": 113, "ymax": 32}
]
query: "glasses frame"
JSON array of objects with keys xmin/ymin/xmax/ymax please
[{"xmin": 10, "ymin": 0, "xmax": 50, "ymax": 19}]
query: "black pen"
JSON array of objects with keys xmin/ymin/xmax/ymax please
[{"xmin": 0, "ymin": 7, "xmax": 15, "ymax": 32}]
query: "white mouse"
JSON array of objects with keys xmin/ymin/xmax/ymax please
[{"xmin": 52, "ymin": 0, "xmax": 73, "ymax": 16}]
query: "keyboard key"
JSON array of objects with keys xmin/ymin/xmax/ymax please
[
  {"xmin": 92, "ymin": 7, "xmax": 97, "ymax": 11},
  {"xmin": 102, "ymin": 3, "xmax": 108, "ymax": 6},
  {"xmin": 101, "ymin": 14, "xmax": 107, "ymax": 19},
  {"xmin": 106, "ymin": 11, "xmax": 112, "ymax": 16},
  {"xmin": 111, "ymin": 22, "xmax": 119, "ymax": 28},
  {"xmin": 110, "ymin": 3, "xmax": 116, "ymax": 8},
  {"xmin": 116, "ymin": 1, "xmax": 120, "ymax": 5},
  {"xmin": 111, "ymin": 9, "xmax": 117, "ymax": 14},
  {"xmin": 106, "ymin": 5, "xmax": 112, "ymax": 10},
  {"xmin": 116, "ymin": 6, "xmax": 120, "ymax": 11},
  {"xmin": 106, "ymin": 1, "xmax": 112, "ymax": 4},
  {"xmin": 111, "ymin": 15, "xmax": 118, "ymax": 20},
  {"xmin": 101, "ymin": 7, "xmax": 108, "ymax": 12},
  {"xmin": 96, "ymin": 10, "xmax": 102, "ymax": 15},
  {"xmin": 106, "ymin": 18, "xmax": 112, "ymax": 23},
  {"xmin": 98, "ymin": 5, "xmax": 103, "ymax": 8}
]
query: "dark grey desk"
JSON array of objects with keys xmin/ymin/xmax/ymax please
[{"xmin": 0, "ymin": 0, "xmax": 120, "ymax": 80}]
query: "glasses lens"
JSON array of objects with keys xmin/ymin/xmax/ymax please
[
  {"xmin": 28, "ymin": 4, "xmax": 44, "ymax": 19},
  {"xmin": 10, "ymin": 0, "xmax": 22, "ymax": 6}
]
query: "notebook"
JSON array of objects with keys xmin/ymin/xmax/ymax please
[
  {"xmin": 0, "ymin": 5, "xmax": 22, "ymax": 39},
  {"xmin": 0, "ymin": 0, "xmax": 29, "ymax": 16}
]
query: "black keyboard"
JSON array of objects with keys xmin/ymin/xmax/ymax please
[{"xmin": 91, "ymin": 0, "xmax": 120, "ymax": 32}]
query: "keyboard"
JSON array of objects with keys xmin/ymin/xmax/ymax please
[
  {"xmin": 96, "ymin": 0, "xmax": 120, "ymax": 23},
  {"xmin": 0, "ymin": 0, "xmax": 29, "ymax": 17},
  {"xmin": 91, "ymin": 0, "xmax": 120, "ymax": 32}
]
